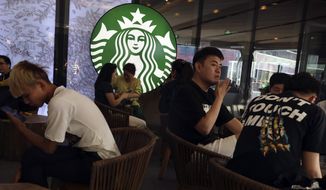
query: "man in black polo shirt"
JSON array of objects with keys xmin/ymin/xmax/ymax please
[
  {"xmin": 168, "ymin": 47, "xmax": 243, "ymax": 157},
  {"xmin": 227, "ymin": 72, "xmax": 326, "ymax": 188}
]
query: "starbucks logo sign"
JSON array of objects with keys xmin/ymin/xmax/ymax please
[{"xmin": 90, "ymin": 4, "xmax": 177, "ymax": 93}]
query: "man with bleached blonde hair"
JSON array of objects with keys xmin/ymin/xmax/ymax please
[{"xmin": 5, "ymin": 60, "xmax": 120, "ymax": 187}]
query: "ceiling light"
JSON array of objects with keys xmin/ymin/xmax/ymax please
[
  {"xmin": 175, "ymin": 12, "xmax": 180, "ymax": 16},
  {"xmin": 274, "ymin": 37, "xmax": 278, "ymax": 40},
  {"xmin": 224, "ymin": 30, "xmax": 231, "ymax": 35},
  {"xmin": 213, "ymin": 9, "xmax": 219, "ymax": 14},
  {"xmin": 187, "ymin": 0, "xmax": 193, "ymax": 3},
  {"xmin": 260, "ymin": 5, "xmax": 268, "ymax": 10},
  {"xmin": 146, "ymin": 3, "xmax": 151, "ymax": 6},
  {"xmin": 272, "ymin": 2, "xmax": 278, "ymax": 6}
]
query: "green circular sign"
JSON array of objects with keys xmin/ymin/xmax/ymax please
[{"xmin": 90, "ymin": 3, "xmax": 177, "ymax": 93}]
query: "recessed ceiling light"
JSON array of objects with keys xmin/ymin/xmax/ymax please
[
  {"xmin": 187, "ymin": 0, "xmax": 193, "ymax": 3},
  {"xmin": 260, "ymin": 5, "xmax": 268, "ymax": 10},
  {"xmin": 213, "ymin": 9, "xmax": 219, "ymax": 14},
  {"xmin": 274, "ymin": 37, "xmax": 278, "ymax": 40},
  {"xmin": 224, "ymin": 30, "xmax": 231, "ymax": 35},
  {"xmin": 175, "ymin": 12, "xmax": 180, "ymax": 16}
]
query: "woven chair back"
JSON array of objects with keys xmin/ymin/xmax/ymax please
[
  {"xmin": 89, "ymin": 128, "xmax": 156, "ymax": 190},
  {"xmin": 166, "ymin": 129, "xmax": 230, "ymax": 190},
  {"xmin": 209, "ymin": 158, "xmax": 279, "ymax": 190},
  {"xmin": 94, "ymin": 101, "xmax": 129, "ymax": 128}
]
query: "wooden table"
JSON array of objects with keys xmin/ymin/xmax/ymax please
[
  {"xmin": 0, "ymin": 115, "xmax": 47, "ymax": 161},
  {"xmin": 0, "ymin": 183, "xmax": 48, "ymax": 190}
]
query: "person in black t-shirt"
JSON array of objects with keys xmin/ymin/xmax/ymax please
[
  {"xmin": 94, "ymin": 63, "xmax": 129, "ymax": 107},
  {"xmin": 227, "ymin": 72, "xmax": 326, "ymax": 188},
  {"xmin": 168, "ymin": 47, "xmax": 243, "ymax": 157},
  {"xmin": 159, "ymin": 59, "xmax": 193, "ymax": 113}
]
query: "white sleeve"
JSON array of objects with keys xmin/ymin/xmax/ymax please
[{"xmin": 45, "ymin": 99, "xmax": 74, "ymax": 143}]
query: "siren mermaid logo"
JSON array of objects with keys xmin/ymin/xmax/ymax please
[{"xmin": 90, "ymin": 4, "xmax": 177, "ymax": 93}]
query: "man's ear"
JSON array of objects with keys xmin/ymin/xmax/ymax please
[
  {"xmin": 194, "ymin": 62, "xmax": 201, "ymax": 72},
  {"xmin": 37, "ymin": 79, "xmax": 48, "ymax": 90},
  {"xmin": 308, "ymin": 95, "xmax": 317, "ymax": 104}
]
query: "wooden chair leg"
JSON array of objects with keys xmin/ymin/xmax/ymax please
[{"xmin": 158, "ymin": 146, "xmax": 171, "ymax": 179}]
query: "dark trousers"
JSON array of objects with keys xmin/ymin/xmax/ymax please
[{"xmin": 19, "ymin": 146, "xmax": 101, "ymax": 187}]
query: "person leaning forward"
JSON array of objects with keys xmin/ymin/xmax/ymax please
[
  {"xmin": 168, "ymin": 47, "xmax": 243, "ymax": 157},
  {"xmin": 5, "ymin": 61, "xmax": 120, "ymax": 187},
  {"xmin": 227, "ymin": 72, "xmax": 326, "ymax": 189}
]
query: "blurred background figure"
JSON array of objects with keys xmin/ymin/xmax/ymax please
[
  {"xmin": 159, "ymin": 59, "xmax": 193, "ymax": 114},
  {"xmin": 0, "ymin": 55, "xmax": 38, "ymax": 118},
  {"xmin": 269, "ymin": 72, "xmax": 291, "ymax": 94},
  {"xmin": 0, "ymin": 55, "xmax": 11, "ymax": 86},
  {"xmin": 113, "ymin": 63, "xmax": 144, "ymax": 119}
]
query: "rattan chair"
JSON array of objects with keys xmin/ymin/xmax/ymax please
[
  {"xmin": 166, "ymin": 129, "xmax": 231, "ymax": 190},
  {"xmin": 209, "ymin": 157, "xmax": 279, "ymax": 190},
  {"xmin": 52, "ymin": 127, "xmax": 157, "ymax": 190},
  {"xmin": 89, "ymin": 127, "xmax": 156, "ymax": 190},
  {"xmin": 94, "ymin": 101, "xmax": 129, "ymax": 128}
]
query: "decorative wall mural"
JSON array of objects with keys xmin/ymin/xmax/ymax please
[
  {"xmin": 90, "ymin": 3, "xmax": 177, "ymax": 93},
  {"xmin": 0, "ymin": 0, "xmax": 55, "ymax": 78},
  {"xmin": 0, "ymin": 0, "xmax": 56, "ymax": 115},
  {"xmin": 67, "ymin": 0, "xmax": 130, "ymax": 99}
]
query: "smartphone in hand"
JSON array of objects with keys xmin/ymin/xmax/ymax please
[{"xmin": 0, "ymin": 106, "xmax": 26, "ymax": 122}]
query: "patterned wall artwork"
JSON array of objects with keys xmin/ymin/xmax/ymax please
[
  {"xmin": 0, "ymin": 0, "xmax": 56, "ymax": 115},
  {"xmin": 0, "ymin": 0, "xmax": 55, "ymax": 78},
  {"xmin": 67, "ymin": 0, "xmax": 130, "ymax": 99}
]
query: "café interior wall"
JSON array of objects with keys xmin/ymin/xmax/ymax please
[{"xmin": 0, "ymin": 0, "xmax": 56, "ymax": 115}]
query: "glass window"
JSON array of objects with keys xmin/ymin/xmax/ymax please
[
  {"xmin": 251, "ymin": 50, "xmax": 296, "ymax": 98},
  {"xmin": 177, "ymin": 45, "xmax": 196, "ymax": 63},
  {"xmin": 302, "ymin": 0, "xmax": 326, "ymax": 100},
  {"xmin": 66, "ymin": 0, "xmax": 131, "ymax": 99},
  {"xmin": 250, "ymin": 0, "xmax": 302, "ymax": 99}
]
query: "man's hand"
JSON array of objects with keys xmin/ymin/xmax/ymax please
[
  {"xmin": 5, "ymin": 111, "xmax": 58, "ymax": 154},
  {"xmin": 215, "ymin": 79, "xmax": 231, "ymax": 98},
  {"xmin": 5, "ymin": 112, "xmax": 26, "ymax": 128}
]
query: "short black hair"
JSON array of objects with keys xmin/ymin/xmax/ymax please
[
  {"xmin": 0, "ymin": 55, "xmax": 11, "ymax": 67},
  {"xmin": 288, "ymin": 72, "xmax": 320, "ymax": 95},
  {"xmin": 269, "ymin": 72, "xmax": 291, "ymax": 90},
  {"xmin": 123, "ymin": 63, "xmax": 136, "ymax": 75},
  {"xmin": 192, "ymin": 47, "xmax": 224, "ymax": 66}
]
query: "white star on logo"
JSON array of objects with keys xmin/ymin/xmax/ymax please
[{"xmin": 131, "ymin": 8, "xmax": 145, "ymax": 24}]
